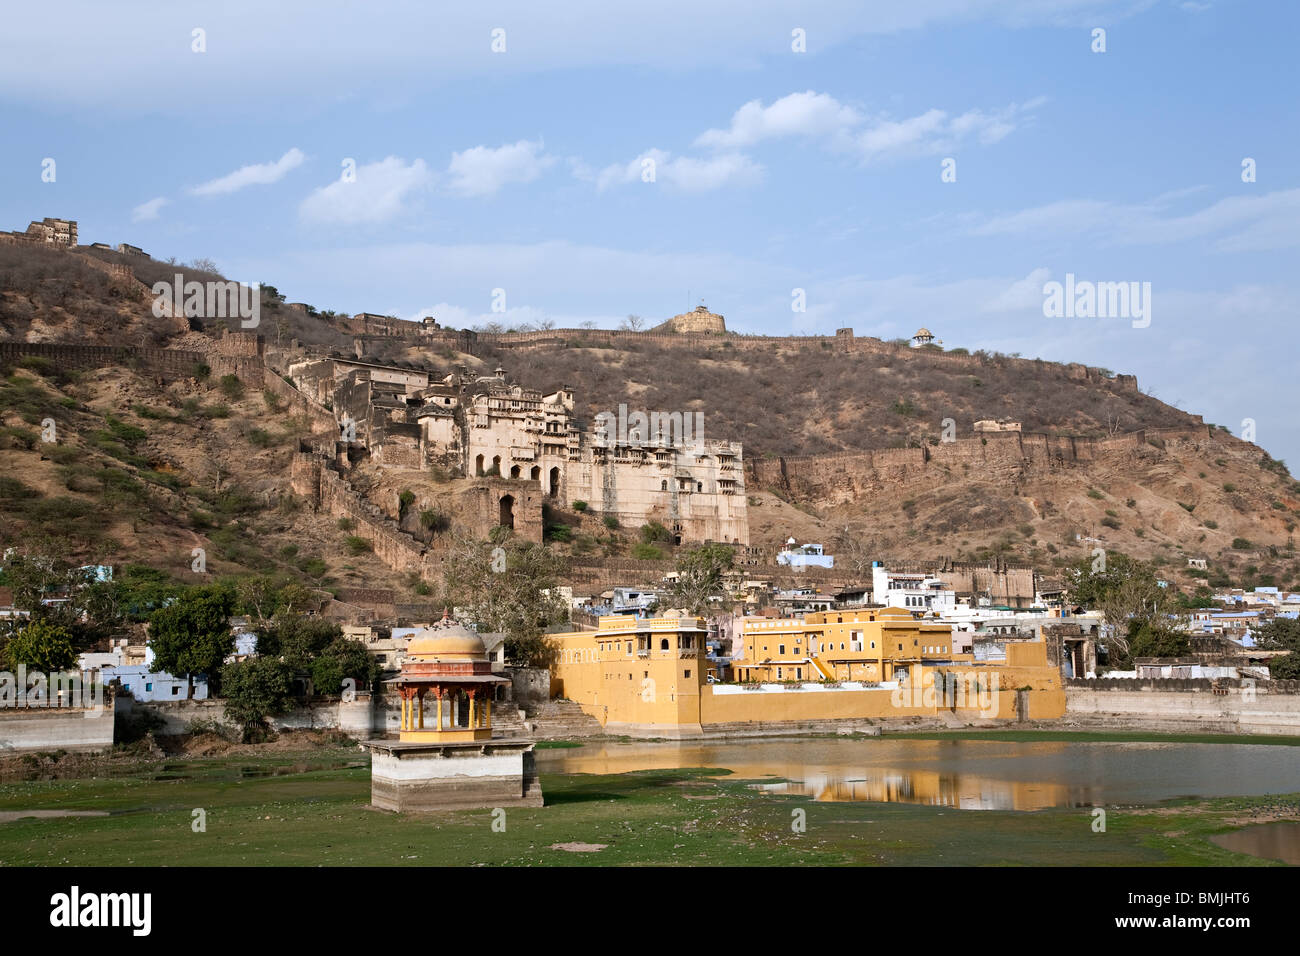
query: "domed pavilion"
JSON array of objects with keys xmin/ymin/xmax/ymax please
[
  {"xmin": 389, "ymin": 611, "xmax": 510, "ymax": 743},
  {"xmin": 368, "ymin": 610, "xmax": 543, "ymax": 812}
]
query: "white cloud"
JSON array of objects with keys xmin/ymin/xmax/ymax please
[
  {"xmin": 131, "ymin": 196, "xmax": 168, "ymax": 222},
  {"xmin": 191, "ymin": 148, "xmax": 305, "ymax": 196},
  {"xmin": 447, "ymin": 139, "xmax": 556, "ymax": 197},
  {"xmin": 695, "ymin": 91, "xmax": 863, "ymax": 149},
  {"xmin": 853, "ymin": 99, "xmax": 1043, "ymax": 162},
  {"xmin": 596, "ymin": 149, "xmax": 762, "ymax": 192},
  {"xmin": 298, "ymin": 157, "xmax": 433, "ymax": 225},
  {"xmin": 981, "ymin": 267, "xmax": 1054, "ymax": 312},
  {"xmin": 695, "ymin": 90, "xmax": 1042, "ymax": 165},
  {"xmin": 971, "ymin": 188, "xmax": 1300, "ymax": 251}
]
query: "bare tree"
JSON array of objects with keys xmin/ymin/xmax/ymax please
[{"xmin": 620, "ymin": 314, "xmax": 645, "ymax": 331}]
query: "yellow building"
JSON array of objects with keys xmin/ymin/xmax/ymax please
[
  {"xmin": 549, "ymin": 611, "xmax": 1066, "ymax": 736},
  {"xmin": 550, "ymin": 614, "xmax": 707, "ymax": 737},
  {"xmin": 735, "ymin": 608, "xmax": 953, "ymax": 683}
]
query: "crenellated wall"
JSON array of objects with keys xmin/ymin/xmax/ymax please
[{"xmin": 317, "ymin": 467, "xmax": 428, "ymax": 575}]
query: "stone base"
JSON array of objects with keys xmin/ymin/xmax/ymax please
[{"xmin": 367, "ymin": 737, "xmax": 544, "ymax": 812}]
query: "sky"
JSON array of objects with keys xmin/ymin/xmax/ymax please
[{"xmin": 2, "ymin": 1, "xmax": 1297, "ymax": 462}]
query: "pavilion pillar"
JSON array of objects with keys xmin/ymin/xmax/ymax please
[
  {"xmin": 469, "ymin": 690, "xmax": 477, "ymax": 728},
  {"xmin": 485, "ymin": 698, "xmax": 491, "ymax": 727},
  {"xmin": 436, "ymin": 689, "xmax": 443, "ymax": 731},
  {"xmin": 417, "ymin": 689, "xmax": 425, "ymax": 729}
]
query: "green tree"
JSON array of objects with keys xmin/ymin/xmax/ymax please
[
  {"xmin": 1066, "ymin": 552, "xmax": 1167, "ymax": 662},
  {"xmin": 668, "ymin": 543, "xmax": 735, "ymax": 615},
  {"xmin": 441, "ymin": 533, "xmax": 567, "ymax": 667},
  {"xmin": 308, "ymin": 637, "xmax": 376, "ymax": 696},
  {"xmin": 2, "ymin": 619, "xmax": 77, "ymax": 671},
  {"xmin": 254, "ymin": 613, "xmax": 340, "ymax": 671},
  {"xmin": 147, "ymin": 585, "xmax": 236, "ymax": 698},
  {"xmin": 640, "ymin": 521, "xmax": 672, "ymax": 544},
  {"xmin": 1127, "ymin": 621, "xmax": 1192, "ymax": 661},
  {"xmin": 1254, "ymin": 617, "xmax": 1300, "ymax": 679},
  {"xmin": 220, "ymin": 657, "xmax": 294, "ymax": 741}
]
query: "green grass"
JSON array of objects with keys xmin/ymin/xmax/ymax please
[{"xmin": 0, "ymin": 744, "xmax": 1291, "ymax": 866}]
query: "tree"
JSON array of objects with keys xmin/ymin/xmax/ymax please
[
  {"xmin": 640, "ymin": 521, "xmax": 672, "ymax": 545},
  {"xmin": 2, "ymin": 620, "xmax": 77, "ymax": 671},
  {"xmin": 441, "ymin": 533, "xmax": 567, "ymax": 667},
  {"xmin": 1066, "ymin": 552, "xmax": 1167, "ymax": 663},
  {"xmin": 220, "ymin": 657, "xmax": 294, "ymax": 741},
  {"xmin": 254, "ymin": 613, "xmax": 340, "ymax": 671},
  {"xmin": 620, "ymin": 314, "xmax": 645, "ymax": 331},
  {"xmin": 832, "ymin": 527, "xmax": 877, "ymax": 578},
  {"xmin": 235, "ymin": 575, "xmax": 311, "ymax": 623},
  {"xmin": 147, "ymin": 585, "xmax": 236, "ymax": 698},
  {"xmin": 1127, "ymin": 621, "xmax": 1192, "ymax": 661},
  {"xmin": 1254, "ymin": 617, "xmax": 1300, "ymax": 679},
  {"xmin": 308, "ymin": 637, "xmax": 377, "ymax": 696},
  {"xmin": 669, "ymin": 543, "xmax": 734, "ymax": 615}
]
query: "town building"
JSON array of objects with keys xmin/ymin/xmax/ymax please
[
  {"xmin": 548, "ymin": 612, "xmax": 1066, "ymax": 737},
  {"xmin": 872, "ymin": 565, "xmax": 957, "ymax": 614},
  {"xmin": 776, "ymin": 540, "xmax": 834, "ymax": 569}
]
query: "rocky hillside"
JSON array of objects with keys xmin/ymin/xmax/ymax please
[{"xmin": 2, "ymin": 239, "xmax": 1297, "ymax": 596}]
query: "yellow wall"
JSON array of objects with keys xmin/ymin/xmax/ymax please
[
  {"xmin": 550, "ymin": 614, "xmax": 1066, "ymax": 733},
  {"xmin": 549, "ymin": 615, "xmax": 706, "ymax": 730}
]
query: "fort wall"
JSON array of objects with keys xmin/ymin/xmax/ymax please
[
  {"xmin": 1064, "ymin": 678, "xmax": 1300, "ymax": 735},
  {"xmin": 746, "ymin": 425, "xmax": 1218, "ymax": 503}
]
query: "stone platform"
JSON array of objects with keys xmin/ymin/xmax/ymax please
[{"xmin": 367, "ymin": 737, "xmax": 544, "ymax": 812}]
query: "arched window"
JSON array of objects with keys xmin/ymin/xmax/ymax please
[{"xmin": 660, "ymin": 638, "xmax": 669, "ymax": 650}]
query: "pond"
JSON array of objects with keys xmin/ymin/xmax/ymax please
[
  {"xmin": 1209, "ymin": 821, "xmax": 1300, "ymax": 865},
  {"xmin": 536, "ymin": 737, "xmax": 1300, "ymax": 811}
]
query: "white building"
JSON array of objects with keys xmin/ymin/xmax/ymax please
[
  {"xmin": 871, "ymin": 566, "xmax": 956, "ymax": 614},
  {"xmin": 776, "ymin": 540, "xmax": 835, "ymax": 570},
  {"xmin": 102, "ymin": 647, "xmax": 208, "ymax": 701}
]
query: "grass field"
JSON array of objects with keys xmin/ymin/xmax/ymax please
[{"xmin": 0, "ymin": 738, "xmax": 1292, "ymax": 866}]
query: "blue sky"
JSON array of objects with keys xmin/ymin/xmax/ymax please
[{"xmin": 2, "ymin": 1, "xmax": 1297, "ymax": 461}]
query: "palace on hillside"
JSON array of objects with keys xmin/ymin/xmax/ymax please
[{"xmin": 286, "ymin": 355, "xmax": 749, "ymax": 546}]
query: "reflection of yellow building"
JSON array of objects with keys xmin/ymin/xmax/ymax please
[
  {"xmin": 549, "ymin": 612, "xmax": 1066, "ymax": 737},
  {"xmin": 735, "ymin": 608, "xmax": 953, "ymax": 682}
]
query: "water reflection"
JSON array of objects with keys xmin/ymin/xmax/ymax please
[
  {"xmin": 537, "ymin": 738, "xmax": 1300, "ymax": 811},
  {"xmin": 750, "ymin": 772, "xmax": 1073, "ymax": 811},
  {"xmin": 1210, "ymin": 822, "xmax": 1300, "ymax": 865}
]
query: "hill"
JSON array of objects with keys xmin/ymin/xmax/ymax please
[{"xmin": 2, "ymin": 233, "xmax": 1298, "ymax": 599}]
